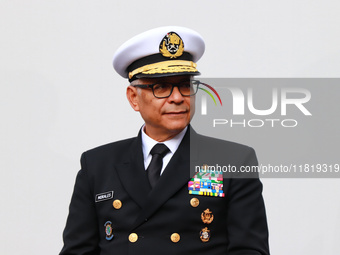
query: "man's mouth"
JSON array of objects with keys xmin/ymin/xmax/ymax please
[{"xmin": 165, "ymin": 110, "xmax": 188, "ymax": 115}]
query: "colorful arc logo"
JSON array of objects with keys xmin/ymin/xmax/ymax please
[{"xmin": 199, "ymin": 83, "xmax": 223, "ymax": 106}]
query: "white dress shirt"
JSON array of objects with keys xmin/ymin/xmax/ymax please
[{"xmin": 141, "ymin": 125, "xmax": 187, "ymax": 175}]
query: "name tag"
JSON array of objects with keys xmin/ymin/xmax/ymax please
[{"xmin": 95, "ymin": 191, "xmax": 114, "ymax": 202}]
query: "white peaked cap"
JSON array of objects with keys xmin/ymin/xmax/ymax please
[{"xmin": 113, "ymin": 26, "xmax": 205, "ymax": 81}]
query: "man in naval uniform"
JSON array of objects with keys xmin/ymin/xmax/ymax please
[{"xmin": 60, "ymin": 26, "xmax": 270, "ymax": 255}]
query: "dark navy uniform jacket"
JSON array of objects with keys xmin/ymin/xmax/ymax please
[{"xmin": 60, "ymin": 127, "xmax": 269, "ymax": 255}]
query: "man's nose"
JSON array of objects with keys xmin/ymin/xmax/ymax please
[{"xmin": 168, "ymin": 86, "xmax": 184, "ymax": 103}]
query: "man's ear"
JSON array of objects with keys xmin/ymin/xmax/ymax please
[{"xmin": 126, "ymin": 86, "xmax": 140, "ymax": 111}]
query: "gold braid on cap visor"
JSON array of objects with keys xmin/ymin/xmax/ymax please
[{"xmin": 128, "ymin": 60, "xmax": 198, "ymax": 79}]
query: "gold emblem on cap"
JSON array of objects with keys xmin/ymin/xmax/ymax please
[
  {"xmin": 190, "ymin": 198, "xmax": 199, "ymax": 207},
  {"xmin": 201, "ymin": 208, "xmax": 214, "ymax": 224},
  {"xmin": 113, "ymin": 199, "xmax": 122, "ymax": 209},
  {"xmin": 128, "ymin": 233, "xmax": 138, "ymax": 243},
  {"xmin": 170, "ymin": 233, "xmax": 180, "ymax": 243},
  {"xmin": 199, "ymin": 227, "xmax": 211, "ymax": 242},
  {"xmin": 159, "ymin": 32, "xmax": 184, "ymax": 58}
]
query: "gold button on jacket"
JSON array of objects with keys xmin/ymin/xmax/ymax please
[
  {"xmin": 170, "ymin": 233, "xmax": 180, "ymax": 243},
  {"xmin": 190, "ymin": 198, "xmax": 199, "ymax": 207},
  {"xmin": 113, "ymin": 199, "xmax": 122, "ymax": 209},
  {"xmin": 128, "ymin": 233, "xmax": 138, "ymax": 243}
]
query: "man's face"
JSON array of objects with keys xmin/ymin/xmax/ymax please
[{"xmin": 127, "ymin": 75, "xmax": 195, "ymax": 141}]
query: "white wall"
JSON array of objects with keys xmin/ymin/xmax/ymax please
[{"xmin": 1, "ymin": 1, "xmax": 339, "ymax": 254}]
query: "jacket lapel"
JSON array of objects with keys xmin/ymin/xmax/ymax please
[{"xmin": 115, "ymin": 131, "xmax": 151, "ymax": 209}]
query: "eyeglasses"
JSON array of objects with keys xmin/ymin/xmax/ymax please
[{"xmin": 132, "ymin": 80, "xmax": 201, "ymax": 98}]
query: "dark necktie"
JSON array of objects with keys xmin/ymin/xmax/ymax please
[{"xmin": 147, "ymin": 143, "xmax": 170, "ymax": 188}]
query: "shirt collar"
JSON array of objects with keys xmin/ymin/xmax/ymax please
[{"xmin": 141, "ymin": 125, "xmax": 187, "ymax": 160}]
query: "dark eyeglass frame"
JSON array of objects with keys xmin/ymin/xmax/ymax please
[{"xmin": 132, "ymin": 80, "xmax": 201, "ymax": 99}]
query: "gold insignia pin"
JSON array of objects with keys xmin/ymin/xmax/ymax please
[
  {"xmin": 199, "ymin": 227, "xmax": 211, "ymax": 242},
  {"xmin": 201, "ymin": 208, "xmax": 214, "ymax": 224},
  {"xmin": 159, "ymin": 32, "xmax": 184, "ymax": 58}
]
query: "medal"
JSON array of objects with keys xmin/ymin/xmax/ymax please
[
  {"xmin": 199, "ymin": 227, "xmax": 211, "ymax": 242},
  {"xmin": 104, "ymin": 221, "xmax": 114, "ymax": 240},
  {"xmin": 201, "ymin": 208, "xmax": 214, "ymax": 224}
]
